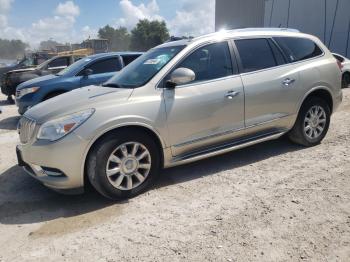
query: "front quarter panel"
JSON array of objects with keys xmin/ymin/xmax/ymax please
[{"xmin": 74, "ymin": 86, "xmax": 168, "ymax": 149}]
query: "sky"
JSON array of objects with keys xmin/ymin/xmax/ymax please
[{"xmin": 0, "ymin": 0, "xmax": 216, "ymax": 48}]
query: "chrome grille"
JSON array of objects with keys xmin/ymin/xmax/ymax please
[{"xmin": 18, "ymin": 117, "xmax": 36, "ymax": 144}]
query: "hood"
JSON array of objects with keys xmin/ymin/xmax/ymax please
[
  {"xmin": 17, "ymin": 74, "xmax": 59, "ymax": 90},
  {"xmin": 25, "ymin": 85, "xmax": 133, "ymax": 123},
  {"xmin": 0, "ymin": 65, "xmax": 16, "ymax": 76},
  {"xmin": 7, "ymin": 67, "xmax": 36, "ymax": 74}
]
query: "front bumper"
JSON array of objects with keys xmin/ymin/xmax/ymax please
[{"xmin": 16, "ymin": 131, "xmax": 90, "ymax": 192}]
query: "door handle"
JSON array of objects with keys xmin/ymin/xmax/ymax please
[
  {"xmin": 225, "ymin": 90, "xmax": 240, "ymax": 99},
  {"xmin": 282, "ymin": 78, "xmax": 296, "ymax": 86}
]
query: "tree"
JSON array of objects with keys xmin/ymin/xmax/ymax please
[
  {"xmin": 130, "ymin": 19, "xmax": 170, "ymax": 51},
  {"xmin": 39, "ymin": 40, "xmax": 63, "ymax": 52},
  {"xmin": 98, "ymin": 25, "xmax": 130, "ymax": 51},
  {"xmin": 0, "ymin": 39, "xmax": 28, "ymax": 59}
]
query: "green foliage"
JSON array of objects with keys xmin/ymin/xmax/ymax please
[
  {"xmin": 0, "ymin": 39, "xmax": 28, "ymax": 59},
  {"xmin": 98, "ymin": 25, "xmax": 130, "ymax": 51},
  {"xmin": 130, "ymin": 19, "xmax": 170, "ymax": 51}
]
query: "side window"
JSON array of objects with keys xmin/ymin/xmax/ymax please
[
  {"xmin": 333, "ymin": 54, "xmax": 344, "ymax": 63},
  {"xmin": 175, "ymin": 42, "xmax": 235, "ymax": 84},
  {"xmin": 268, "ymin": 39, "xmax": 286, "ymax": 65},
  {"xmin": 86, "ymin": 58, "xmax": 122, "ymax": 74},
  {"xmin": 48, "ymin": 57, "xmax": 69, "ymax": 68},
  {"xmin": 235, "ymin": 38, "xmax": 277, "ymax": 72},
  {"xmin": 274, "ymin": 37, "xmax": 323, "ymax": 62},
  {"xmin": 121, "ymin": 55, "xmax": 141, "ymax": 66}
]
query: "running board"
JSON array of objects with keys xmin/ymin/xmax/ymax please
[{"xmin": 169, "ymin": 131, "xmax": 285, "ymax": 167}]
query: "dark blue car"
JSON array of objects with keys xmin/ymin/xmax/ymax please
[{"xmin": 15, "ymin": 52, "xmax": 142, "ymax": 114}]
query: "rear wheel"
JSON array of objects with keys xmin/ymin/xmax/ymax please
[
  {"xmin": 288, "ymin": 97, "xmax": 330, "ymax": 147},
  {"xmin": 87, "ymin": 130, "xmax": 160, "ymax": 200}
]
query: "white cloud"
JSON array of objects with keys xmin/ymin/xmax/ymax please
[
  {"xmin": 0, "ymin": 1, "xmax": 91, "ymax": 48},
  {"xmin": 114, "ymin": 0, "xmax": 164, "ymax": 29},
  {"xmin": 0, "ymin": 0, "xmax": 13, "ymax": 13},
  {"xmin": 114, "ymin": 0, "xmax": 215, "ymax": 37},
  {"xmin": 168, "ymin": 0, "xmax": 215, "ymax": 37},
  {"xmin": 55, "ymin": 1, "xmax": 80, "ymax": 17},
  {"xmin": 0, "ymin": 0, "xmax": 14, "ymax": 28}
]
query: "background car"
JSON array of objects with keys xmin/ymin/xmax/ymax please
[
  {"xmin": 333, "ymin": 53, "xmax": 350, "ymax": 89},
  {"xmin": 16, "ymin": 52, "xmax": 142, "ymax": 114},
  {"xmin": 1, "ymin": 55, "xmax": 83, "ymax": 99}
]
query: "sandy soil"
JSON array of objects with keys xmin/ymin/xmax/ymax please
[{"xmin": 0, "ymin": 91, "xmax": 349, "ymax": 262}]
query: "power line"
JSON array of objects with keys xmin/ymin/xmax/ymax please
[
  {"xmin": 286, "ymin": 0, "xmax": 291, "ymax": 27},
  {"xmin": 269, "ymin": 0, "xmax": 275, "ymax": 27},
  {"xmin": 328, "ymin": 0, "xmax": 339, "ymax": 48}
]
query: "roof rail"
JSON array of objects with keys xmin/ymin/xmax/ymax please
[
  {"xmin": 230, "ymin": 27, "xmax": 300, "ymax": 33},
  {"xmin": 191, "ymin": 27, "xmax": 300, "ymax": 42}
]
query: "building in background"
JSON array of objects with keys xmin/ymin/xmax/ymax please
[{"xmin": 215, "ymin": 0, "xmax": 350, "ymax": 57}]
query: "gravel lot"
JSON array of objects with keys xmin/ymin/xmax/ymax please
[{"xmin": 0, "ymin": 90, "xmax": 349, "ymax": 262}]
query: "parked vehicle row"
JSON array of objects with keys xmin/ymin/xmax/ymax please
[
  {"xmin": 333, "ymin": 53, "xmax": 350, "ymax": 89},
  {"xmin": 15, "ymin": 52, "xmax": 142, "ymax": 114},
  {"xmin": 16, "ymin": 28, "xmax": 342, "ymax": 200},
  {"xmin": 1, "ymin": 55, "xmax": 83, "ymax": 101}
]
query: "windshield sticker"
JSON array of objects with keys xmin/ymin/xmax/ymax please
[{"xmin": 144, "ymin": 59, "xmax": 161, "ymax": 65}]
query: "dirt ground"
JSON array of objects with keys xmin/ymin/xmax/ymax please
[{"xmin": 0, "ymin": 90, "xmax": 349, "ymax": 262}]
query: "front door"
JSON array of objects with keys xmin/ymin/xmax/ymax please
[{"xmin": 164, "ymin": 41, "xmax": 245, "ymax": 156}]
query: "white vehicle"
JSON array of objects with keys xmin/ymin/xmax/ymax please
[{"xmin": 333, "ymin": 53, "xmax": 350, "ymax": 88}]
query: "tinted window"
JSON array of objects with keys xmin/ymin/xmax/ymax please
[
  {"xmin": 333, "ymin": 54, "xmax": 344, "ymax": 63},
  {"xmin": 48, "ymin": 57, "xmax": 69, "ymax": 68},
  {"xmin": 121, "ymin": 55, "xmax": 141, "ymax": 66},
  {"xmin": 176, "ymin": 42, "xmax": 235, "ymax": 83},
  {"xmin": 274, "ymin": 37, "xmax": 323, "ymax": 62},
  {"xmin": 235, "ymin": 38, "xmax": 277, "ymax": 72},
  {"xmin": 86, "ymin": 58, "xmax": 122, "ymax": 74},
  {"xmin": 268, "ymin": 39, "xmax": 286, "ymax": 65}
]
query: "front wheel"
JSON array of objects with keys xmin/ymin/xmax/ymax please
[
  {"xmin": 87, "ymin": 130, "xmax": 161, "ymax": 200},
  {"xmin": 288, "ymin": 97, "xmax": 330, "ymax": 147}
]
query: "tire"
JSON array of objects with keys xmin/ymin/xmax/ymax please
[
  {"xmin": 342, "ymin": 73, "xmax": 350, "ymax": 89},
  {"xmin": 288, "ymin": 97, "xmax": 330, "ymax": 147},
  {"xmin": 87, "ymin": 129, "xmax": 161, "ymax": 200},
  {"xmin": 44, "ymin": 91, "xmax": 65, "ymax": 101}
]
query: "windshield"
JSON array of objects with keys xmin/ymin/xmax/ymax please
[
  {"xmin": 56, "ymin": 57, "xmax": 92, "ymax": 76},
  {"xmin": 103, "ymin": 45, "xmax": 185, "ymax": 88}
]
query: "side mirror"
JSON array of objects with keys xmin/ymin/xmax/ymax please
[
  {"xmin": 83, "ymin": 68, "xmax": 93, "ymax": 77},
  {"xmin": 166, "ymin": 67, "xmax": 195, "ymax": 88}
]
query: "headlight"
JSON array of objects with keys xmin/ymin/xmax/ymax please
[
  {"xmin": 17, "ymin": 87, "xmax": 40, "ymax": 98},
  {"xmin": 37, "ymin": 109, "xmax": 95, "ymax": 141}
]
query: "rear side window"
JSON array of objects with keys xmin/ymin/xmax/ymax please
[
  {"xmin": 48, "ymin": 57, "xmax": 69, "ymax": 68},
  {"xmin": 333, "ymin": 54, "xmax": 344, "ymax": 63},
  {"xmin": 274, "ymin": 37, "xmax": 323, "ymax": 62},
  {"xmin": 176, "ymin": 41, "xmax": 236, "ymax": 83},
  {"xmin": 235, "ymin": 38, "xmax": 278, "ymax": 73},
  {"xmin": 121, "ymin": 55, "xmax": 141, "ymax": 66},
  {"xmin": 86, "ymin": 57, "xmax": 122, "ymax": 74}
]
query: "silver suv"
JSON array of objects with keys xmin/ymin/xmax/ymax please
[{"xmin": 17, "ymin": 29, "xmax": 343, "ymax": 199}]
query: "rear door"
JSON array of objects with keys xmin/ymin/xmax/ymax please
[
  {"xmin": 234, "ymin": 38, "xmax": 300, "ymax": 133},
  {"xmin": 79, "ymin": 57, "xmax": 123, "ymax": 86}
]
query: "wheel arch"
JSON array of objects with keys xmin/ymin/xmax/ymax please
[
  {"xmin": 298, "ymin": 87, "xmax": 334, "ymax": 115},
  {"xmin": 82, "ymin": 123, "xmax": 166, "ymax": 187}
]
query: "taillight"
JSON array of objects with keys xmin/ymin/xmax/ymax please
[{"xmin": 336, "ymin": 60, "xmax": 343, "ymax": 71}]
